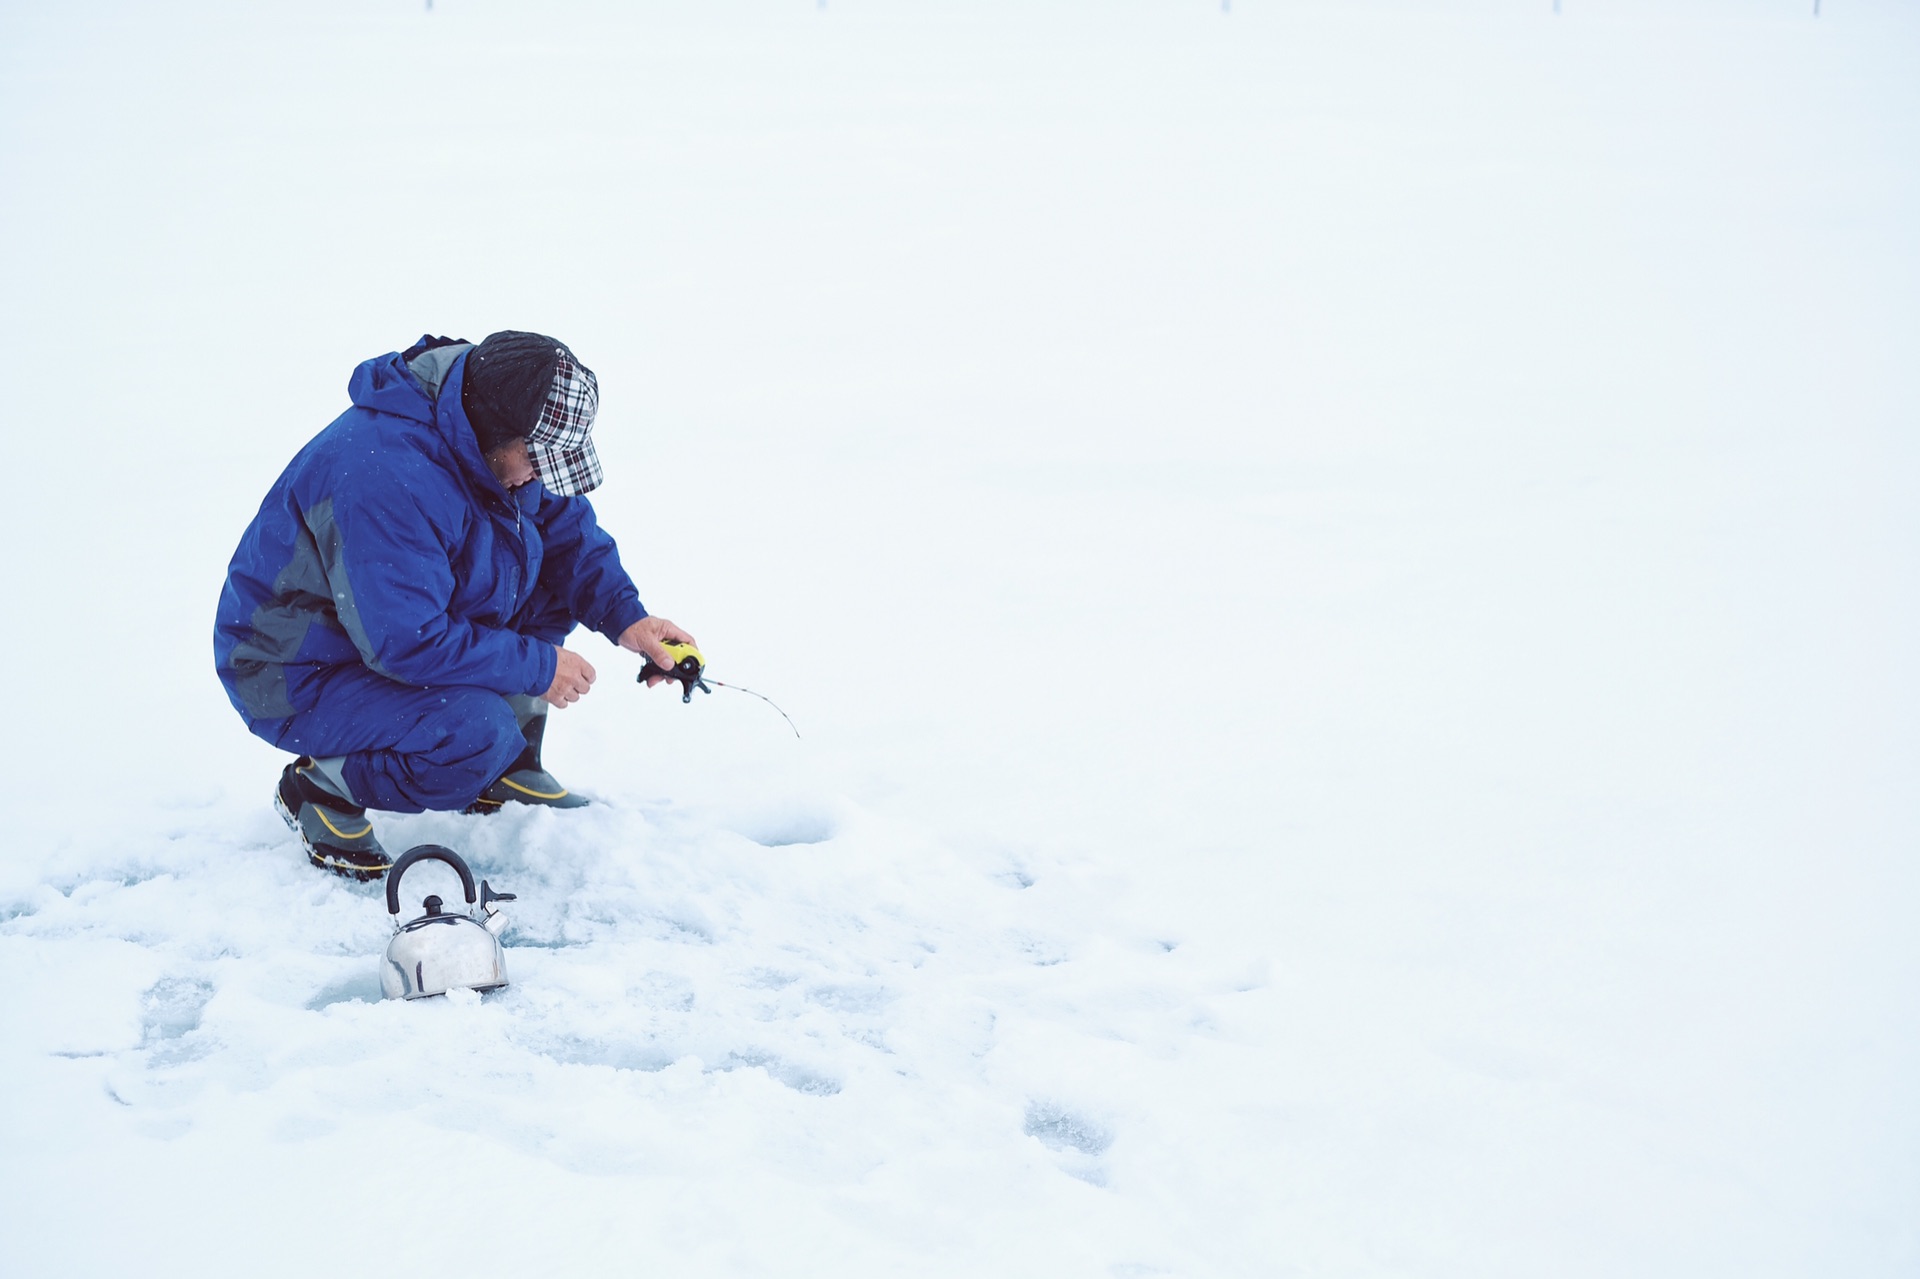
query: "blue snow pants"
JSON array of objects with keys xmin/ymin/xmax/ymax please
[{"xmin": 253, "ymin": 590, "xmax": 575, "ymax": 814}]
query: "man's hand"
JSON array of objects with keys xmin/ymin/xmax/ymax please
[
  {"xmin": 619, "ymin": 615, "xmax": 700, "ymax": 688},
  {"xmin": 543, "ymin": 646, "xmax": 597, "ymax": 708}
]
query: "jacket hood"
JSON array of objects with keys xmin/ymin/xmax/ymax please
[
  {"xmin": 346, "ymin": 351, "xmax": 438, "ymax": 425},
  {"xmin": 347, "ymin": 349, "xmax": 514, "ymax": 505}
]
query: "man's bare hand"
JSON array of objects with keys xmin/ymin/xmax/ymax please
[
  {"xmin": 619, "ymin": 615, "xmax": 699, "ymax": 688},
  {"xmin": 542, "ymin": 646, "xmax": 597, "ymax": 708}
]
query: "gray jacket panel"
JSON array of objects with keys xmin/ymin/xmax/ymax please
[{"xmin": 407, "ymin": 344, "xmax": 472, "ymax": 402}]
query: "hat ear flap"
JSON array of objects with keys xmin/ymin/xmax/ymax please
[
  {"xmin": 461, "ymin": 332, "xmax": 565, "ymax": 451},
  {"xmin": 462, "ymin": 374, "xmax": 524, "ymax": 452}
]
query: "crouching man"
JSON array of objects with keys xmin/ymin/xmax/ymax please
[{"xmin": 214, "ymin": 331, "xmax": 695, "ymax": 879}]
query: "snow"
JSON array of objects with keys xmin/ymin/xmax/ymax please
[{"xmin": 2, "ymin": 0, "xmax": 1917, "ymax": 1274}]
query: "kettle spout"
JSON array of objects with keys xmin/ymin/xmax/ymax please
[{"xmin": 480, "ymin": 878, "xmax": 515, "ymax": 935}]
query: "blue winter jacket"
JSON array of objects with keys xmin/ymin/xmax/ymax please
[{"xmin": 214, "ymin": 340, "xmax": 648, "ymax": 728}]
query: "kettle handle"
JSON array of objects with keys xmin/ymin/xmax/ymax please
[{"xmin": 385, "ymin": 845, "xmax": 478, "ymax": 915}]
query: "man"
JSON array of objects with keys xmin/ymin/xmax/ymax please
[{"xmin": 214, "ymin": 331, "xmax": 696, "ymax": 880}]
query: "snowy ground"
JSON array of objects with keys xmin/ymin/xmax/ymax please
[{"xmin": 2, "ymin": 1, "xmax": 1917, "ymax": 1274}]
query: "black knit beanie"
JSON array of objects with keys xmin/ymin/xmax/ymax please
[{"xmin": 462, "ymin": 330, "xmax": 568, "ymax": 452}]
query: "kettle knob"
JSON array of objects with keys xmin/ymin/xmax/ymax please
[{"xmin": 422, "ymin": 894, "xmax": 444, "ymax": 916}]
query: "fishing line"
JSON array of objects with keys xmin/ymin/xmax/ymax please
[{"xmin": 706, "ymin": 680, "xmax": 802, "ymax": 739}]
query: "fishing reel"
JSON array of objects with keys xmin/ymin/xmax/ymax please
[
  {"xmin": 634, "ymin": 640, "xmax": 801, "ymax": 737},
  {"xmin": 637, "ymin": 639, "xmax": 711, "ymax": 704}
]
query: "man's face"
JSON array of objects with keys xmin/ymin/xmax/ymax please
[{"xmin": 485, "ymin": 439, "xmax": 538, "ymax": 491}]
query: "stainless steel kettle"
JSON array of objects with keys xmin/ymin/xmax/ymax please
[{"xmin": 380, "ymin": 845, "xmax": 515, "ymax": 1000}]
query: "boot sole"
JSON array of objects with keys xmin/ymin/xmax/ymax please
[{"xmin": 275, "ymin": 790, "xmax": 393, "ymax": 883}]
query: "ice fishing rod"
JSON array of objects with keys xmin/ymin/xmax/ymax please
[{"xmin": 637, "ymin": 640, "xmax": 802, "ymax": 739}]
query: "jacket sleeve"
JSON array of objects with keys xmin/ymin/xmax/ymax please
[
  {"xmin": 533, "ymin": 491, "xmax": 649, "ymax": 643},
  {"xmin": 318, "ymin": 473, "xmax": 558, "ymax": 696}
]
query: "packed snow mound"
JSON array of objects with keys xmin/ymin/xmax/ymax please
[{"xmin": 0, "ymin": 782, "xmax": 1262, "ymax": 1271}]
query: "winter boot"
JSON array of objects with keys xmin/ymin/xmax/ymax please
[
  {"xmin": 275, "ymin": 756, "xmax": 392, "ymax": 881},
  {"xmin": 470, "ymin": 696, "xmax": 591, "ymax": 814}
]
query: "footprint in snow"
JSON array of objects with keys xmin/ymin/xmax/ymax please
[
  {"xmin": 141, "ymin": 976, "xmax": 215, "ymax": 1061},
  {"xmin": 806, "ymin": 983, "xmax": 894, "ymax": 1014},
  {"xmin": 722, "ymin": 1050, "xmax": 842, "ymax": 1096},
  {"xmin": 534, "ymin": 1036, "xmax": 677, "ymax": 1074},
  {"xmin": 1023, "ymin": 1100, "xmax": 1114, "ymax": 1156}
]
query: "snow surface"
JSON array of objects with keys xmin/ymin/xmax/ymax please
[{"xmin": 2, "ymin": 0, "xmax": 1917, "ymax": 1274}]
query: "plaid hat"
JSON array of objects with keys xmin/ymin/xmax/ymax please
[
  {"xmin": 528, "ymin": 349, "xmax": 603, "ymax": 496},
  {"xmin": 461, "ymin": 330, "xmax": 603, "ymax": 496}
]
